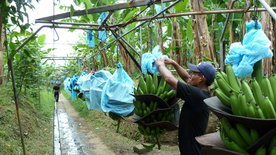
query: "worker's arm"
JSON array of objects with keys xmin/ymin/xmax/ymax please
[
  {"xmin": 164, "ymin": 58, "xmax": 190, "ymax": 83},
  {"xmin": 154, "ymin": 58, "xmax": 178, "ymax": 89}
]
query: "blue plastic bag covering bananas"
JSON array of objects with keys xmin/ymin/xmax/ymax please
[
  {"xmin": 63, "ymin": 77, "xmax": 71, "ymax": 94},
  {"xmin": 89, "ymin": 70, "xmax": 112, "ymax": 111},
  {"xmin": 101, "ymin": 63, "xmax": 135, "ymax": 116},
  {"xmin": 225, "ymin": 20, "xmax": 273, "ymax": 78},
  {"xmin": 78, "ymin": 73, "xmax": 94, "ymax": 110},
  {"xmin": 225, "ymin": 21, "xmax": 273, "ymax": 77},
  {"xmin": 141, "ymin": 45, "xmax": 168, "ymax": 74},
  {"xmin": 98, "ymin": 12, "xmax": 107, "ymax": 42},
  {"xmin": 69, "ymin": 74, "xmax": 79, "ymax": 101}
]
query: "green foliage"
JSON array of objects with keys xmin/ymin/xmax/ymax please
[
  {"xmin": 0, "ymin": 0, "xmax": 39, "ymax": 32},
  {"xmin": 7, "ymin": 30, "xmax": 49, "ymax": 97}
]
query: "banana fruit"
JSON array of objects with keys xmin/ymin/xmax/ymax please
[
  {"xmin": 133, "ymin": 73, "xmax": 177, "ymax": 150},
  {"xmin": 215, "ymin": 64, "xmax": 276, "ymax": 119}
]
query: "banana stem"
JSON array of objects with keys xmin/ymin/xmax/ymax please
[
  {"xmin": 116, "ymin": 119, "xmax": 121, "ymax": 133},
  {"xmin": 155, "ymin": 134, "xmax": 161, "ymax": 150}
]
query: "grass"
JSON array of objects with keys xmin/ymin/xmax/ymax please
[{"xmin": 0, "ymin": 86, "xmax": 55, "ymax": 155}]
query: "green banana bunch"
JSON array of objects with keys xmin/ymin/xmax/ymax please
[
  {"xmin": 134, "ymin": 73, "xmax": 176, "ymax": 102},
  {"xmin": 137, "ymin": 125, "xmax": 166, "ymax": 150},
  {"xmin": 220, "ymin": 127, "xmax": 249, "ymax": 155},
  {"xmin": 220, "ymin": 117, "xmax": 264, "ymax": 154},
  {"xmin": 215, "ymin": 63, "xmax": 276, "ymax": 119},
  {"xmin": 254, "ymin": 146, "xmax": 266, "ymax": 155},
  {"xmin": 133, "ymin": 100, "xmax": 158, "ymax": 117}
]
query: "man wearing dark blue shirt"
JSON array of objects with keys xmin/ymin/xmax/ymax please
[
  {"xmin": 53, "ymin": 83, "xmax": 60, "ymax": 102},
  {"xmin": 154, "ymin": 58, "xmax": 216, "ymax": 155}
]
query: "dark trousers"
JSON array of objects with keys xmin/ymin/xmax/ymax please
[{"xmin": 54, "ymin": 92, "xmax": 59, "ymax": 102}]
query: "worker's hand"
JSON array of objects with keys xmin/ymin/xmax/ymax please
[
  {"xmin": 164, "ymin": 58, "xmax": 175, "ymax": 65},
  {"xmin": 154, "ymin": 57, "xmax": 165, "ymax": 67}
]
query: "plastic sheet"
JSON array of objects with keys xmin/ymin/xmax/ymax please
[
  {"xmin": 63, "ymin": 77, "xmax": 71, "ymax": 94},
  {"xmin": 101, "ymin": 63, "xmax": 135, "ymax": 116},
  {"xmin": 141, "ymin": 45, "xmax": 168, "ymax": 74},
  {"xmin": 86, "ymin": 30, "xmax": 95, "ymax": 47},
  {"xmin": 98, "ymin": 12, "xmax": 107, "ymax": 42},
  {"xmin": 225, "ymin": 20, "xmax": 273, "ymax": 77},
  {"xmin": 89, "ymin": 70, "xmax": 112, "ymax": 111},
  {"xmin": 70, "ymin": 74, "xmax": 79, "ymax": 101}
]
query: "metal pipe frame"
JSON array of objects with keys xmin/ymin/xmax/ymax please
[
  {"xmin": 5, "ymin": 29, "xmax": 26, "ymax": 155},
  {"xmin": 36, "ymin": 7, "xmax": 276, "ymax": 30},
  {"xmin": 42, "ymin": 56, "xmax": 82, "ymax": 59},
  {"xmin": 36, "ymin": 0, "xmax": 176, "ymax": 21},
  {"xmin": 110, "ymin": 29, "xmax": 142, "ymax": 72},
  {"xmin": 98, "ymin": 11, "xmax": 113, "ymax": 30},
  {"xmin": 16, "ymin": 25, "xmax": 112, "ymax": 52},
  {"xmin": 219, "ymin": 0, "xmax": 237, "ymax": 71},
  {"xmin": 88, "ymin": 0, "xmax": 182, "ymax": 59},
  {"xmin": 258, "ymin": 0, "xmax": 276, "ymax": 21},
  {"xmin": 135, "ymin": 7, "xmax": 276, "ymax": 22}
]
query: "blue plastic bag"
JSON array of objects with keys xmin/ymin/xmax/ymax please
[
  {"xmin": 63, "ymin": 77, "xmax": 71, "ymax": 94},
  {"xmin": 98, "ymin": 12, "xmax": 107, "ymax": 42},
  {"xmin": 70, "ymin": 74, "xmax": 79, "ymax": 101},
  {"xmin": 225, "ymin": 20, "xmax": 273, "ymax": 78},
  {"xmin": 79, "ymin": 73, "xmax": 93, "ymax": 110},
  {"xmin": 86, "ymin": 30, "xmax": 95, "ymax": 47},
  {"xmin": 141, "ymin": 45, "xmax": 168, "ymax": 74},
  {"xmin": 101, "ymin": 63, "xmax": 135, "ymax": 116},
  {"xmin": 89, "ymin": 70, "xmax": 112, "ymax": 111},
  {"xmin": 155, "ymin": 4, "xmax": 165, "ymax": 21}
]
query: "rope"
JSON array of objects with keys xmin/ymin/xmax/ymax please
[{"xmin": 253, "ymin": 0, "xmax": 259, "ymax": 29}]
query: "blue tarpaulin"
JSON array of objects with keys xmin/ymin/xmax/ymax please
[
  {"xmin": 101, "ymin": 63, "xmax": 135, "ymax": 116},
  {"xmin": 89, "ymin": 70, "xmax": 112, "ymax": 111},
  {"xmin": 70, "ymin": 74, "xmax": 79, "ymax": 101}
]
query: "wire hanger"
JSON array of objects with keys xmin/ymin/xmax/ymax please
[{"xmin": 253, "ymin": 0, "xmax": 259, "ymax": 29}]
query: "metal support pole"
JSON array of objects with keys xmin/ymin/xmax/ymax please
[
  {"xmin": 258, "ymin": 0, "xmax": 276, "ymax": 21},
  {"xmin": 16, "ymin": 25, "xmax": 107, "ymax": 52},
  {"xmin": 110, "ymin": 28, "xmax": 140, "ymax": 56},
  {"xmin": 219, "ymin": 0, "xmax": 237, "ymax": 71},
  {"xmin": 5, "ymin": 29, "xmax": 26, "ymax": 155},
  {"xmin": 88, "ymin": 0, "xmax": 182, "ymax": 59},
  {"xmin": 98, "ymin": 11, "xmax": 113, "ymax": 30},
  {"xmin": 36, "ymin": 0, "xmax": 176, "ymax": 21},
  {"xmin": 110, "ymin": 29, "xmax": 142, "ymax": 72}
]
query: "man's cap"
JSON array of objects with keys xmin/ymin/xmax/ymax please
[{"xmin": 188, "ymin": 62, "xmax": 216, "ymax": 85}]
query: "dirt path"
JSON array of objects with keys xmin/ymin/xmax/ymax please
[{"xmin": 56, "ymin": 93, "xmax": 115, "ymax": 155}]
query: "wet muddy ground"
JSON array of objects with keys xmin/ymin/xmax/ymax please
[{"xmin": 54, "ymin": 94, "xmax": 114, "ymax": 155}]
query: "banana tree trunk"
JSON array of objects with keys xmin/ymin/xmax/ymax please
[
  {"xmin": 0, "ymin": 13, "xmax": 4, "ymax": 86},
  {"xmin": 99, "ymin": 42, "xmax": 109, "ymax": 67},
  {"xmin": 243, "ymin": 0, "xmax": 251, "ymax": 34},
  {"xmin": 260, "ymin": 0, "xmax": 273, "ymax": 76},
  {"xmin": 157, "ymin": 20, "xmax": 164, "ymax": 53},
  {"xmin": 92, "ymin": 57, "xmax": 98, "ymax": 71},
  {"xmin": 172, "ymin": 20, "xmax": 182, "ymax": 66},
  {"xmin": 190, "ymin": 14, "xmax": 201, "ymax": 63},
  {"xmin": 189, "ymin": 0, "xmax": 214, "ymax": 63},
  {"xmin": 227, "ymin": 0, "xmax": 236, "ymax": 44},
  {"xmin": 273, "ymin": 0, "xmax": 276, "ymax": 69},
  {"xmin": 118, "ymin": 42, "xmax": 129, "ymax": 72},
  {"xmin": 211, "ymin": 14, "xmax": 218, "ymax": 63},
  {"xmin": 146, "ymin": 27, "xmax": 152, "ymax": 51}
]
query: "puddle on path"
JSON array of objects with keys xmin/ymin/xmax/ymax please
[{"xmin": 54, "ymin": 102, "xmax": 95, "ymax": 155}]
